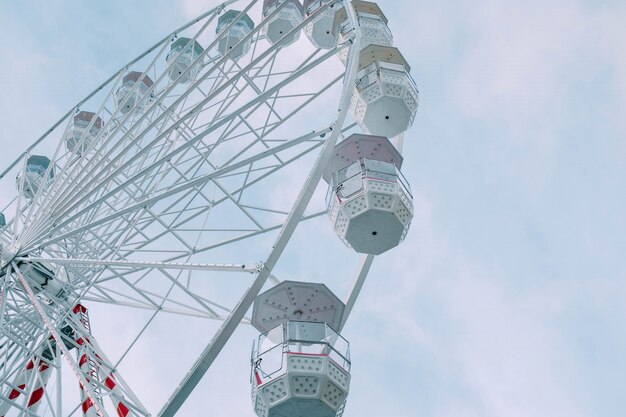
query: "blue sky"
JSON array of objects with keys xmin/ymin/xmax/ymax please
[{"xmin": 1, "ymin": 0, "xmax": 625, "ymax": 416}]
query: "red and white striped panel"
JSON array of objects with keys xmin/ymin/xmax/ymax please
[
  {"xmin": 72, "ymin": 304, "xmax": 134, "ymax": 417},
  {"xmin": 0, "ymin": 358, "xmax": 36, "ymax": 417},
  {"xmin": 0, "ymin": 356, "xmax": 53, "ymax": 417},
  {"xmin": 73, "ymin": 305, "xmax": 101, "ymax": 417},
  {"xmin": 99, "ymin": 371, "xmax": 131, "ymax": 417},
  {"xmin": 25, "ymin": 359, "xmax": 53, "ymax": 413}
]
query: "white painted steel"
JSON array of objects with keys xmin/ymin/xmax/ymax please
[
  {"xmin": 251, "ymin": 281, "xmax": 346, "ymax": 332},
  {"xmin": 0, "ymin": 0, "xmax": 389, "ymax": 416}
]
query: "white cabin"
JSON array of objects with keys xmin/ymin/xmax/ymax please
[
  {"xmin": 16, "ymin": 155, "xmax": 54, "ymax": 200},
  {"xmin": 251, "ymin": 281, "xmax": 350, "ymax": 417},
  {"xmin": 166, "ymin": 37, "xmax": 204, "ymax": 83},
  {"xmin": 115, "ymin": 71, "xmax": 154, "ymax": 114},
  {"xmin": 324, "ymin": 134, "xmax": 413, "ymax": 255},
  {"xmin": 336, "ymin": 1, "xmax": 394, "ymax": 64},
  {"xmin": 262, "ymin": 0, "xmax": 304, "ymax": 47},
  {"xmin": 303, "ymin": 0, "xmax": 344, "ymax": 50},
  {"xmin": 350, "ymin": 45, "xmax": 419, "ymax": 137},
  {"xmin": 216, "ymin": 10, "xmax": 255, "ymax": 60},
  {"xmin": 65, "ymin": 111, "xmax": 104, "ymax": 154}
]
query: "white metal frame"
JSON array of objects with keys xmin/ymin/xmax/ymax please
[{"xmin": 0, "ymin": 1, "xmax": 377, "ymax": 416}]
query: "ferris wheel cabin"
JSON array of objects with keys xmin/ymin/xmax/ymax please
[
  {"xmin": 324, "ymin": 134, "xmax": 413, "ymax": 255},
  {"xmin": 216, "ymin": 10, "xmax": 255, "ymax": 61},
  {"xmin": 0, "ymin": 213, "xmax": 5, "ymax": 228},
  {"xmin": 16, "ymin": 155, "xmax": 54, "ymax": 200},
  {"xmin": 350, "ymin": 44, "xmax": 419, "ymax": 138},
  {"xmin": 262, "ymin": 0, "xmax": 304, "ymax": 46},
  {"xmin": 65, "ymin": 111, "xmax": 104, "ymax": 155},
  {"xmin": 335, "ymin": 1, "xmax": 393, "ymax": 63},
  {"xmin": 166, "ymin": 37, "xmax": 204, "ymax": 83},
  {"xmin": 250, "ymin": 281, "xmax": 350, "ymax": 417},
  {"xmin": 303, "ymin": 0, "xmax": 344, "ymax": 50},
  {"xmin": 116, "ymin": 71, "xmax": 154, "ymax": 114}
]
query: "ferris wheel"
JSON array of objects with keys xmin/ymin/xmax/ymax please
[{"xmin": 0, "ymin": 0, "xmax": 419, "ymax": 416}]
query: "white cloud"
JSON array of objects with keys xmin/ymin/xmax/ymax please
[
  {"xmin": 444, "ymin": 268, "xmax": 589, "ymax": 417},
  {"xmin": 451, "ymin": 0, "xmax": 581, "ymax": 121},
  {"xmin": 180, "ymin": 0, "xmax": 210, "ymax": 20}
]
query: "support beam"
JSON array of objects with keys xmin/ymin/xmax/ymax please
[
  {"xmin": 340, "ymin": 254, "xmax": 375, "ymax": 332},
  {"xmin": 15, "ymin": 257, "xmax": 260, "ymax": 274}
]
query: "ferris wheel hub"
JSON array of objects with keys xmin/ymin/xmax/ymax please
[{"xmin": 0, "ymin": 244, "xmax": 18, "ymax": 266}]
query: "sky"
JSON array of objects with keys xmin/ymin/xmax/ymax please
[{"xmin": 1, "ymin": 0, "xmax": 626, "ymax": 416}]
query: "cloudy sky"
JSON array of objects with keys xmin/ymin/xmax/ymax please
[{"xmin": 1, "ymin": 0, "xmax": 625, "ymax": 416}]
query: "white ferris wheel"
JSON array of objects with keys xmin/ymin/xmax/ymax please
[{"xmin": 0, "ymin": 1, "xmax": 419, "ymax": 416}]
